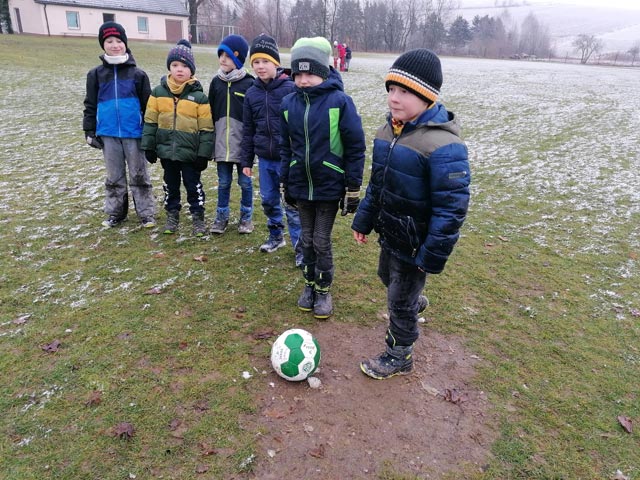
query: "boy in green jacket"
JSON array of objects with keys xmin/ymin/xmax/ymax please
[{"xmin": 142, "ymin": 40, "xmax": 214, "ymax": 237}]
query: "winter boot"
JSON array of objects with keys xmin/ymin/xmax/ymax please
[
  {"xmin": 192, "ymin": 212, "xmax": 206, "ymax": 237},
  {"xmin": 163, "ymin": 210, "xmax": 179, "ymax": 234},
  {"xmin": 417, "ymin": 295, "xmax": 429, "ymax": 313},
  {"xmin": 297, "ymin": 264, "xmax": 315, "ymax": 312},
  {"xmin": 313, "ymin": 269, "xmax": 333, "ymax": 319},
  {"xmin": 360, "ymin": 344, "xmax": 414, "ymax": 379}
]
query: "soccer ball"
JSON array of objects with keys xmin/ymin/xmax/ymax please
[{"xmin": 271, "ymin": 328, "xmax": 321, "ymax": 381}]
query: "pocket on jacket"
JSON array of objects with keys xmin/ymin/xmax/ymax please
[{"xmin": 375, "ymin": 209, "xmax": 426, "ymax": 258}]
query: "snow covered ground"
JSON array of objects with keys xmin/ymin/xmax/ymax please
[{"xmin": 1, "ymin": 52, "xmax": 639, "ymax": 305}]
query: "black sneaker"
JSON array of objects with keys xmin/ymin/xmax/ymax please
[
  {"xmin": 102, "ymin": 215, "xmax": 127, "ymax": 228},
  {"xmin": 360, "ymin": 345, "xmax": 413, "ymax": 379}
]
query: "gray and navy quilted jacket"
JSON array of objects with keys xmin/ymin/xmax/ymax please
[{"xmin": 352, "ymin": 103, "xmax": 471, "ymax": 274}]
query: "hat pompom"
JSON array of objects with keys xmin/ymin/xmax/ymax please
[{"xmin": 167, "ymin": 39, "xmax": 196, "ymax": 74}]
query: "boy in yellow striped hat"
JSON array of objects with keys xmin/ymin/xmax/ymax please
[{"xmin": 352, "ymin": 49, "xmax": 471, "ymax": 379}]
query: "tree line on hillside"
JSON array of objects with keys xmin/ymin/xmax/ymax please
[
  {"xmin": 1, "ymin": 0, "xmax": 639, "ymax": 65},
  {"xmin": 188, "ymin": 0, "xmax": 640, "ymax": 64}
]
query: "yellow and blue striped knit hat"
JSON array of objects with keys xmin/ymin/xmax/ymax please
[{"xmin": 385, "ymin": 49, "xmax": 442, "ymax": 104}]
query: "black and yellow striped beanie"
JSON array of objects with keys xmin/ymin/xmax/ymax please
[{"xmin": 385, "ymin": 49, "xmax": 442, "ymax": 104}]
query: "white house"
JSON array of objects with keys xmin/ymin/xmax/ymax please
[{"xmin": 8, "ymin": 0, "xmax": 189, "ymax": 43}]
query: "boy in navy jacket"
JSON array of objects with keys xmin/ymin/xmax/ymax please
[
  {"xmin": 352, "ymin": 49, "xmax": 471, "ymax": 379},
  {"xmin": 280, "ymin": 37, "xmax": 366, "ymax": 319},
  {"xmin": 240, "ymin": 34, "xmax": 301, "ymax": 263}
]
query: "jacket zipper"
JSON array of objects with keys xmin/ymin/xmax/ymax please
[
  {"xmin": 266, "ymin": 89, "xmax": 273, "ymax": 157},
  {"xmin": 225, "ymin": 81, "xmax": 231, "ymax": 162},
  {"xmin": 303, "ymin": 92, "xmax": 312, "ymax": 199},
  {"xmin": 172, "ymin": 96, "xmax": 179, "ymax": 159},
  {"xmin": 114, "ymin": 66, "xmax": 121, "ymax": 137}
]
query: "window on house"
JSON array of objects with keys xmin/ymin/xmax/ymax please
[
  {"xmin": 138, "ymin": 17, "xmax": 149, "ymax": 33},
  {"xmin": 66, "ymin": 11, "xmax": 80, "ymax": 30},
  {"xmin": 103, "ymin": 13, "xmax": 115, "ymax": 23}
]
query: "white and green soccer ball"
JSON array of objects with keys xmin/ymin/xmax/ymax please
[{"xmin": 270, "ymin": 328, "xmax": 321, "ymax": 381}]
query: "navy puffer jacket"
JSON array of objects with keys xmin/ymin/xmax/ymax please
[
  {"xmin": 240, "ymin": 69, "xmax": 295, "ymax": 168},
  {"xmin": 351, "ymin": 103, "xmax": 471, "ymax": 274},
  {"xmin": 280, "ymin": 68, "xmax": 366, "ymax": 201}
]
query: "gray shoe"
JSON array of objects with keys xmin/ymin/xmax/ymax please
[
  {"xmin": 313, "ymin": 289, "xmax": 333, "ymax": 319},
  {"xmin": 417, "ymin": 295, "xmax": 429, "ymax": 313},
  {"xmin": 210, "ymin": 217, "xmax": 228, "ymax": 234},
  {"xmin": 297, "ymin": 283, "xmax": 315, "ymax": 312},
  {"xmin": 163, "ymin": 210, "xmax": 179, "ymax": 234},
  {"xmin": 102, "ymin": 215, "xmax": 127, "ymax": 228},
  {"xmin": 238, "ymin": 219, "xmax": 254, "ymax": 234},
  {"xmin": 260, "ymin": 236, "xmax": 286, "ymax": 253},
  {"xmin": 192, "ymin": 212, "xmax": 206, "ymax": 237},
  {"xmin": 140, "ymin": 217, "xmax": 156, "ymax": 228},
  {"xmin": 360, "ymin": 344, "xmax": 414, "ymax": 379}
]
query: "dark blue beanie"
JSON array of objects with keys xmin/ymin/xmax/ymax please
[{"xmin": 217, "ymin": 34, "xmax": 249, "ymax": 69}]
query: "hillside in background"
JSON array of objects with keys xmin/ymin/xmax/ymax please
[{"xmin": 457, "ymin": 1, "xmax": 640, "ymax": 55}]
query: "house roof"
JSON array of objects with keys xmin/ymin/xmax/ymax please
[{"xmin": 34, "ymin": 0, "xmax": 189, "ymax": 17}]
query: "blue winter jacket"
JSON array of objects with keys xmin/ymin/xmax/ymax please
[
  {"xmin": 83, "ymin": 52, "xmax": 150, "ymax": 138},
  {"xmin": 351, "ymin": 104, "xmax": 471, "ymax": 274},
  {"xmin": 280, "ymin": 68, "xmax": 366, "ymax": 201},
  {"xmin": 240, "ymin": 69, "xmax": 295, "ymax": 168}
]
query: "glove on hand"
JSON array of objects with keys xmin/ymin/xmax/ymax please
[
  {"xmin": 280, "ymin": 183, "xmax": 297, "ymax": 208},
  {"xmin": 85, "ymin": 131, "xmax": 103, "ymax": 150},
  {"xmin": 340, "ymin": 187, "xmax": 360, "ymax": 216},
  {"xmin": 144, "ymin": 150, "xmax": 158, "ymax": 164},
  {"xmin": 194, "ymin": 157, "xmax": 209, "ymax": 172}
]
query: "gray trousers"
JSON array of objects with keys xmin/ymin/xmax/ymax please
[{"xmin": 102, "ymin": 137, "xmax": 156, "ymax": 219}]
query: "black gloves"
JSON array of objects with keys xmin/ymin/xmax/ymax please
[
  {"xmin": 85, "ymin": 131, "xmax": 103, "ymax": 150},
  {"xmin": 280, "ymin": 183, "xmax": 296, "ymax": 208},
  {"xmin": 194, "ymin": 157, "xmax": 209, "ymax": 172},
  {"xmin": 340, "ymin": 187, "xmax": 360, "ymax": 216},
  {"xmin": 144, "ymin": 150, "xmax": 158, "ymax": 164}
]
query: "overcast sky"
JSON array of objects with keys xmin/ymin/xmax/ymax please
[{"xmin": 462, "ymin": 0, "xmax": 640, "ymax": 10}]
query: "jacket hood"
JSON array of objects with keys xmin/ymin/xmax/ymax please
[
  {"xmin": 293, "ymin": 66, "xmax": 344, "ymax": 98},
  {"xmin": 389, "ymin": 102, "xmax": 461, "ymax": 137},
  {"xmin": 253, "ymin": 68, "xmax": 293, "ymax": 91}
]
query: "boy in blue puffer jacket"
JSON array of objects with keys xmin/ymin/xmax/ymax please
[
  {"xmin": 83, "ymin": 22, "xmax": 156, "ymax": 229},
  {"xmin": 240, "ymin": 34, "xmax": 302, "ymax": 264},
  {"xmin": 280, "ymin": 37, "xmax": 366, "ymax": 319},
  {"xmin": 352, "ymin": 49, "xmax": 471, "ymax": 379}
]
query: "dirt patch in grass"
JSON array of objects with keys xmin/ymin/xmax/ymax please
[{"xmin": 243, "ymin": 321, "xmax": 497, "ymax": 479}]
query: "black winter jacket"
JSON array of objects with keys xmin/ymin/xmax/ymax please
[{"xmin": 240, "ymin": 70, "xmax": 295, "ymax": 168}]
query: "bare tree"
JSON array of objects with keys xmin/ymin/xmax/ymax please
[
  {"xmin": 572, "ymin": 34, "xmax": 603, "ymax": 64},
  {"xmin": 628, "ymin": 42, "xmax": 640, "ymax": 66},
  {"xmin": 188, "ymin": 0, "xmax": 208, "ymax": 43}
]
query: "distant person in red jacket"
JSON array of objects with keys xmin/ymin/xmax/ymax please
[{"xmin": 337, "ymin": 43, "xmax": 346, "ymax": 72}]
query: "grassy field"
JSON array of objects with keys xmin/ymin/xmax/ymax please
[{"xmin": 1, "ymin": 34, "xmax": 639, "ymax": 479}]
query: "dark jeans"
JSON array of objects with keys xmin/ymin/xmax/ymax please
[
  {"xmin": 161, "ymin": 159, "xmax": 205, "ymax": 214},
  {"xmin": 297, "ymin": 200, "xmax": 339, "ymax": 275},
  {"xmin": 378, "ymin": 248, "xmax": 427, "ymax": 347}
]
